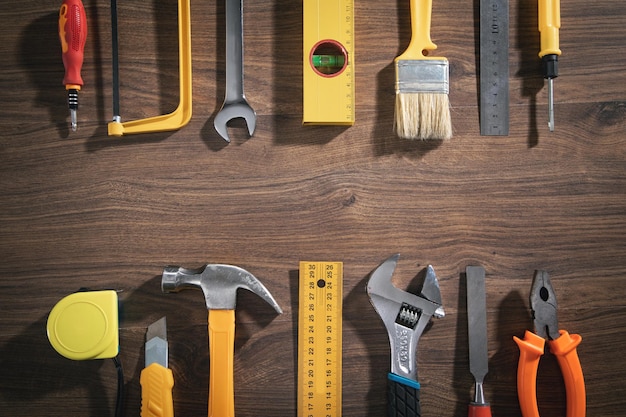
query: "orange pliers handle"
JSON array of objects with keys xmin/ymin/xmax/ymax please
[{"xmin": 514, "ymin": 329, "xmax": 586, "ymax": 417}]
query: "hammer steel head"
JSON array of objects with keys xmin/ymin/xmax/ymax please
[{"xmin": 162, "ymin": 264, "xmax": 282, "ymax": 313}]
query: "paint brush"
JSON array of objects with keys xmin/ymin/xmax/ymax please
[{"xmin": 394, "ymin": 0, "xmax": 452, "ymax": 140}]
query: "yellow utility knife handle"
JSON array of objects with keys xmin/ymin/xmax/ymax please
[
  {"xmin": 538, "ymin": 0, "xmax": 561, "ymax": 57},
  {"xmin": 140, "ymin": 363, "xmax": 174, "ymax": 417},
  {"xmin": 397, "ymin": 0, "xmax": 438, "ymax": 60},
  {"xmin": 208, "ymin": 309, "xmax": 236, "ymax": 417}
]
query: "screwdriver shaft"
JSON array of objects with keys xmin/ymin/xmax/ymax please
[{"xmin": 548, "ymin": 78, "xmax": 554, "ymax": 131}]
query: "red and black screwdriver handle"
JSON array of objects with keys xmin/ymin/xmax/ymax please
[{"xmin": 58, "ymin": 0, "xmax": 87, "ymax": 90}]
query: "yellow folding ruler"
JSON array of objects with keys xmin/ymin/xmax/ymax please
[
  {"xmin": 303, "ymin": 0, "xmax": 354, "ymax": 125},
  {"xmin": 298, "ymin": 261, "xmax": 343, "ymax": 417}
]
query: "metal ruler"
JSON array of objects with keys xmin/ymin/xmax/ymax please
[
  {"xmin": 298, "ymin": 261, "xmax": 343, "ymax": 417},
  {"xmin": 480, "ymin": 0, "xmax": 510, "ymax": 135},
  {"xmin": 302, "ymin": 0, "xmax": 354, "ymax": 125}
]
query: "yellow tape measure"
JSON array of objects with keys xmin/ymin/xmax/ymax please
[
  {"xmin": 302, "ymin": 0, "xmax": 355, "ymax": 125},
  {"xmin": 298, "ymin": 261, "xmax": 343, "ymax": 417}
]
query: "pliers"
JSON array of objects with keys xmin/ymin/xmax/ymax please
[{"xmin": 513, "ymin": 271, "xmax": 586, "ymax": 417}]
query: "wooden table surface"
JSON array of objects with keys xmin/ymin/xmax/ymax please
[{"xmin": 1, "ymin": 0, "xmax": 625, "ymax": 416}]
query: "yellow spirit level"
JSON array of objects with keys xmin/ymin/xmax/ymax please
[{"xmin": 303, "ymin": 0, "xmax": 355, "ymax": 125}]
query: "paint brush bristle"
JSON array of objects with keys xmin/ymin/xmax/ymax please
[{"xmin": 394, "ymin": 59, "xmax": 452, "ymax": 140}]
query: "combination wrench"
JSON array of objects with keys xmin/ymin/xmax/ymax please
[{"xmin": 214, "ymin": 0, "xmax": 256, "ymax": 142}]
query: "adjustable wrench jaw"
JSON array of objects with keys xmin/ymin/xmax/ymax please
[{"xmin": 367, "ymin": 254, "xmax": 444, "ymax": 382}]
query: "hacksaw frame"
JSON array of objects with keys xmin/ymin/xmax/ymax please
[{"xmin": 108, "ymin": 0, "xmax": 192, "ymax": 136}]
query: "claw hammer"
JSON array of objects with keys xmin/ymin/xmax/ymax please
[{"xmin": 162, "ymin": 264, "xmax": 282, "ymax": 417}]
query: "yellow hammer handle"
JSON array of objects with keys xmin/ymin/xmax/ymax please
[
  {"xmin": 140, "ymin": 363, "xmax": 174, "ymax": 417},
  {"xmin": 397, "ymin": 0, "xmax": 438, "ymax": 61},
  {"xmin": 538, "ymin": 0, "xmax": 561, "ymax": 57},
  {"xmin": 208, "ymin": 309, "xmax": 236, "ymax": 417}
]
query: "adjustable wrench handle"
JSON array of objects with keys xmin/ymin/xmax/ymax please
[
  {"xmin": 388, "ymin": 373, "xmax": 421, "ymax": 417},
  {"xmin": 208, "ymin": 309, "xmax": 235, "ymax": 417}
]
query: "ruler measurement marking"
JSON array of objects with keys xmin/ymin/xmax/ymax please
[
  {"xmin": 480, "ymin": 0, "xmax": 509, "ymax": 135},
  {"xmin": 298, "ymin": 261, "xmax": 342, "ymax": 417}
]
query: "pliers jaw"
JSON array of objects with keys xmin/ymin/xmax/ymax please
[{"xmin": 530, "ymin": 270, "xmax": 560, "ymax": 340}]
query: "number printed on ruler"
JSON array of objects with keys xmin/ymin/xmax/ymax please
[{"xmin": 298, "ymin": 261, "xmax": 343, "ymax": 417}]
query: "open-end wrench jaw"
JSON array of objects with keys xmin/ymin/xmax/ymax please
[
  {"xmin": 366, "ymin": 254, "xmax": 444, "ymax": 382},
  {"xmin": 214, "ymin": 101, "xmax": 257, "ymax": 143}
]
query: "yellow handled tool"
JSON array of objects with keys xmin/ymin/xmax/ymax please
[
  {"xmin": 141, "ymin": 317, "xmax": 174, "ymax": 417},
  {"xmin": 161, "ymin": 264, "xmax": 282, "ymax": 417},
  {"xmin": 538, "ymin": 0, "xmax": 561, "ymax": 132},
  {"xmin": 208, "ymin": 310, "xmax": 236, "ymax": 417},
  {"xmin": 108, "ymin": 0, "xmax": 192, "ymax": 136}
]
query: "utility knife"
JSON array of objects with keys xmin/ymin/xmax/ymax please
[{"xmin": 141, "ymin": 317, "xmax": 174, "ymax": 417}]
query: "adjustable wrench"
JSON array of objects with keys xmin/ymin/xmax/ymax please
[
  {"xmin": 367, "ymin": 254, "xmax": 445, "ymax": 417},
  {"xmin": 214, "ymin": 0, "xmax": 256, "ymax": 142}
]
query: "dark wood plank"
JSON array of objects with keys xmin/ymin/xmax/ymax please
[{"xmin": 1, "ymin": 0, "xmax": 625, "ymax": 415}]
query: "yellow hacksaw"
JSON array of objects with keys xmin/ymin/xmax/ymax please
[{"xmin": 108, "ymin": 0, "xmax": 192, "ymax": 136}]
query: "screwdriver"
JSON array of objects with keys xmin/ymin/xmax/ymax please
[
  {"xmin": 58, "ymin": 0, "xmax": 87, "ymax": 132},
  {"xmin": 538, "ymin": 0, "xmax": 561, "ymax": 132}
]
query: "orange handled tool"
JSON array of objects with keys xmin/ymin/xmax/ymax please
[
  {"xmin": 58, "ymin": 0, "xmax": 87, "ymax": 131},
  {"xmin": 514, "ymin": 271, "xmax": 585, "ymax": 417}
]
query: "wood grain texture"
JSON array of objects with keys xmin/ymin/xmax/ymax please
[{"xmin": 1, "ymin": 0, "xmax": 625, "ymax": 415}]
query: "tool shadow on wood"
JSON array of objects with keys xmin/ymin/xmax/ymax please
[
  {"xmin": 516, "ymin": 0, "xmax": 544, "ymax": 147},
  {"xmin": 344, "ymin": 274, "xmax": 388, "ymax": 416},
  {"xmin": 0, "ymin": 316, "xmax": 111, "ymax": 416},
  {"xmin": 18, "ymin": 12, "xmax": 69, "ymax": 137}
]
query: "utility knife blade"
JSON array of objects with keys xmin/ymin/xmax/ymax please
[
  {"xmin": 145, "ymin": 316, "xmax": 168, "ymax": 368},
  {"xmin": 141, "ymin": 316, "xmax": 174, "ymax": 417}
]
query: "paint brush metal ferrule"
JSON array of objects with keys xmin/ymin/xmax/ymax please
[{"xmin": 395, "ymin": 59, "xmax": 449, "ymax": 94}]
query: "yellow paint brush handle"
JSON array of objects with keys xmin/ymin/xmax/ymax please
[
  {"xmin": 208, "ymin": 309, "xmax": 236, "ymax": 417},
  {"xmin": 397, "ymin": 0, "xmax": 438, "ymax": 60},
  {"xmin": 538, "ymin": 0, "xmax": 561, "ymax": 57},
  {"xmin": 140, "ymin": 363, "xmax": 174, "ymax": 417}
]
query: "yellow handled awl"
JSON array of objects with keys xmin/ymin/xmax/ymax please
[
  {"xmin": 141, "ymin": 317, "xmax": 174, "ymax": 417},
  {"xmin": 538, "ymin": 0, "xmax": 561, "ymax": 132}
]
